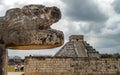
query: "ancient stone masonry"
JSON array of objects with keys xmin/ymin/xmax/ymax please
[
  {"xmin": 0, "ymin": 44, "xmax": 7, "ymax": 75},
  {"xmin": 55, "ymin": 35, "xmax": 100, "ymax": 58},
  {"xmin": 0, "ymin": 5, "xmax": 64, "ymax": 50},
  {"xmin": 25, "ymin": 56, "xmax": 120, "ymax": 75}
]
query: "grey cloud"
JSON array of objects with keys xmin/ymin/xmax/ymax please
[
  {"xmin": 79, "ymin": 23, "xmax": 105, "ymax": 34},
  {"xmin": 12, "ymin": 2, "xmax": 27, "ymax": 8},
  {"xmin": 90, "ymin": 22, "xmax": 120, "ymax": 50},
  {"xmin": 95, "ymin": 38, "xmax": 120, "ymax": 49},
  {"xmin": 113, "ymin": 0, "xmax": 120, "ymax": 13},
  {"xmin": 100, "ymin": 22, "xmax": 120, "ymax": 48},
  {"xmin": 100, "ymin": 49, "xmax": 120, "ymax": 54},
  {"xmin": 61, "ymin": 0, "xmax": 108, "ymax": 22},
  {"xmin": 0, "ymin": 1, "xmax": 3, "ymax": 4},
  {"xmin": 63, "ymin": 22, "xmax": 105, "ymax": 43},
  {"xmin": 0, "ymin": 1, "xmax": 27, "ymax": 16}
]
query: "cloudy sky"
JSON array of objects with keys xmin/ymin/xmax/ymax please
[{"xmin": 0, "ymin": 0, "xmax": 120, "ymax": 58}]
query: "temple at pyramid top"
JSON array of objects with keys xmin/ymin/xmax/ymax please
[
  {"xmin": 69, "ymin": 35, "xmax": 84, "ymax": 42},
  {"xmin": 55, "ymin": 35, "xmax": 100, "ymax": 58}
]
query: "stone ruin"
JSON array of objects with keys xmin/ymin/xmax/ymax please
[
  {"xmin": 25, "ymin": 57, "xmax": 120, "ymax": 75},
  {"xmin": 0, "ymin": 4, "xmax": 64, "ymax": 75},
  {"xmin": 55, "ymin": 35, "xmax": 100, "ymax": 58}
]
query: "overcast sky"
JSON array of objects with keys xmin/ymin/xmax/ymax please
[{"xmin": 0, "ymin": 0, "xmax": 120, "ymax": 58}]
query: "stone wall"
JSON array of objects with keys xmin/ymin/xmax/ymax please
[{"xmin": 25, "ymin": 56, "xmax": 120, "ymax": 75}]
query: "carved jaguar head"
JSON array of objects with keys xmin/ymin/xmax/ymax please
[
  {"xmin": 0, "ymin": 5, "xmax": 64, "ymax": 50},
  {"xmin": 5, "ymin": 5, "xmax": 61, "ymax": 30}
]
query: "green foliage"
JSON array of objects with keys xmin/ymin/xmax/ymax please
[{"xmin": 101, "ymin": 53, "xmax": 120, "ymax": 58}]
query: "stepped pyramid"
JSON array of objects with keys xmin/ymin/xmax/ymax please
[{"xmin": 55, "ymin": 35, "xmax": 100, "ymax": 58}]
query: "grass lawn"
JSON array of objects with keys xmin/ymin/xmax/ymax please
[
  {"xmin": 8, "ymin": 66, "xmax": 14, "ymax": 72},
  {"xmin": 8, "ymin": 66, "xmax": 23, "ymax": 72}
]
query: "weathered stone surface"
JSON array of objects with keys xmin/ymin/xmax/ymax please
[
  {"xmin": 0, "ymin": 44, "xmax": 7, "ymax": 75},
  {"xmin": 6, "ymin": 29, "xmax": 63, "ymax": 49},
  {"xmin": 0, "ymin": 5, "xmax": 64, "ymax": 49},
  {"xmin": 0, "ymin": 17, "xmax": 5, "ymax": 41},
  {"xmin": 25, "ymin": 56, "xmax": 120, "ymax": 75},
  {"xmin": 5, "ymin": 5, "xmax": 61, "ymax": 30}
]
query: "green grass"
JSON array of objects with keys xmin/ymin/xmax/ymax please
[
  {"xmin": 8, "ymin": 66, "xmax": 23, "ymax": 72},
  {"xmin": 8, "ymin": 66, "xmax": 14, "ymax": 72}
]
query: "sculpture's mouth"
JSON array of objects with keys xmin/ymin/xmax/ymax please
[
  {"xmin": 4, "ymin": 29, "xmax": 64, "ymax": 50},
  {"xmin": 6, "ymin": 43, "xmax": 63, "ymax": 50}
]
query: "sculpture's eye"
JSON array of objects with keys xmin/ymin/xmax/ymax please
[
  {"xmin": 51, "ymin": 11, "xmax": 59, "ymax": 19},
  {"xmin": 33, "ymin": 9, "xmax": 39, "ymax": 16},
  {"xmin": 51, "ymin": 7, "xmax": 61, "ymax": 19},
  {"xmin": 34, "ymin": 11, "xmax": 39, "ymax": 16}
]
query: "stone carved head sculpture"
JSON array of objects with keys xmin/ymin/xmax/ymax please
[{"xmin": 0, "ymin": 5, "xmax": 64, "ymax": 50}]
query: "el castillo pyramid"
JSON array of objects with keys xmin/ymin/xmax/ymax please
[{"xmin": 55, "ymin": 35, "xmax": 100, "ymax": 58}]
